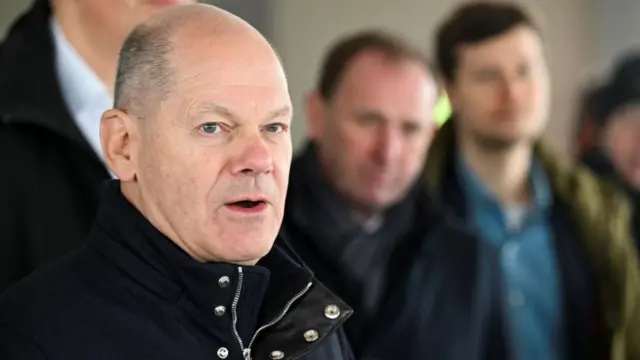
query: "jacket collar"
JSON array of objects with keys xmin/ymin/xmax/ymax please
[
  {"xmin": 88, "ymin": 180, "xmax": 315, "ymax": 331},
  {"xmin": 0, "ymin": 0, "xmax": 86, "ymax": 148}
]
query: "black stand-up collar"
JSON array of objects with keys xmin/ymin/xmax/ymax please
[{"xmin": 88, "ymin": 180, "xmax": 313, "ymax": 339}]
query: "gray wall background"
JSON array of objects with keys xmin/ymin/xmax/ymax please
[
  {"xmin": 208, "ymin": 0, "xmax": 271, "ymax": 39},
  {"xmin": 0, "ymin": 1, "xmax": 30, "ymax": 38},
  {"xmin": 590, "ymin": 0, "xmax": 640, "ymax": 77}
]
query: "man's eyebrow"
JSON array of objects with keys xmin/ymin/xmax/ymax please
[
  {"xmin": 193, "ymin": 102, "xmax": 236, "ymax": 121},
  {"xmin": 268, "ymin": 105, "xmax": 291, "ymax": 120},
  {"xmin": 193, "ymin": 101, "xmax": 291, "ymax": 122}
]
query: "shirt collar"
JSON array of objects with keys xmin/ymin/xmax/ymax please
[
  {"xmin": 50, "ymin": 17, "xmax": 113, "ymax": 118},
  {"xmin": 456, "ymin": 152, "xmax": 552, "ymax": 211},
  {"xmin": 529, "ymin": 158, "xmax": 553, "ymax": 209}
]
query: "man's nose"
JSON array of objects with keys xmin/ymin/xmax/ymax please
[
  {"xmin": 374, "ymin": 127, "xmax": 402, "ymax": 165},
  {"xmin": 500, "ymin": 76, "xmax": 521, "ymax": 102},
  {"xmin": 231, "ymin": 135, "xmax": 274, "ymax": 176}
]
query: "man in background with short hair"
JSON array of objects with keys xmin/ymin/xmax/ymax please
[
  {"xmin": 425, "ymin": 2, "xmax": 640, "ymax": 359},
  {"xmin": 282, "ymin": 29, "xmax": 512, "ymax": 360}
]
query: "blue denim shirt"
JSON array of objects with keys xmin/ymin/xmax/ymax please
[{"xmin": 457, "ymin": 156, "xmax": 566, "ymax": 360}]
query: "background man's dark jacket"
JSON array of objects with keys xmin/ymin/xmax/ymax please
[
  {"xmin": 281, "ymin": 143, "xmax": 513, "ymax": 360},
  {"xmin": 0, "ymin": 181, "xmax": 354, "ymax": 360},
  {"xmin": 0, "ymin": 0, "xmax": 110, "ymax": 294}
]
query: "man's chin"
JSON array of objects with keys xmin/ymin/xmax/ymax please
[
  {"xmin": 354, "ymin": 192, "xmax": 402, "ymax": 213},
  {"xmin": 215, "ymin": 249, "xmax": 271, "ymax": 266},
  {"xmin": 472, "ymin": 131, "xmax": 536, "ymax": 151},
  {"xmin": 199, "ymin": 230, "xmax": 276, "ymax": 265}
]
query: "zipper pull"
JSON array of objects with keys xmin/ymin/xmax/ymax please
[{"xmin": 243, "ymin": 348, "xmax": 251, "ymax": 360}]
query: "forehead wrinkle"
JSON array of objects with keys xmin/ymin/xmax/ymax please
[
  {"xmin": 269, "ymin": 106, "xmax": 292, "ymax": 121},
  {"xmin": 175, "ymin": 57, "xmax": 286, "ymax": 93},
  {"xmin": 191, "ymin": 101, "xmax": 237, "ymax": 123},
  {"xmin": 187, "ymin": 100, "xmax": 292, "ymax": 125}
]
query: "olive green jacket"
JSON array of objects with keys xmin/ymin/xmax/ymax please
[{"xmin": 424, "ymin": 121, "xmax": 640, "ymax": 360}]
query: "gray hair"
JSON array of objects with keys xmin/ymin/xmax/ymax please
[{"xmin": 113, "ymin": 22, "xmax": 175, "ymax": 119}]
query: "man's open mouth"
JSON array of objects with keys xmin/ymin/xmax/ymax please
[
  {"xmin": 229, "ymin": 200, "xmax": 265, "ymax": 208},
  {"xmin": 224, "ymin": 198, "xmax": 269, "ymax": 213}
]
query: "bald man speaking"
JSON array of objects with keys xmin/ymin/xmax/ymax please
[{"xmin": 0, "ymin": 4, "xmax": 353, "ymax": 360}]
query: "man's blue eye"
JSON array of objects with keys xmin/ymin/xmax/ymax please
[
  {"xmin": 265, "ymin": 124, "xmax": 285, "ymax": 133},
  {"xmin": 200, "ymin": 123, "xmax": 220, "ymax": 134}
]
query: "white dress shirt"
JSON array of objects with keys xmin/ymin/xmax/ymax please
[{"xmin": 51, "ymin": 17, "xmax": 113, "ymax": 163}]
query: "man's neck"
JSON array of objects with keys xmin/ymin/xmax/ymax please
[
  {"xmin": 53, "ymin": 12, "xmax": 118, "ymax": 95},
  {"xmin": 460, "ymin": 137, "xmax": 533, "ymax": 206}
]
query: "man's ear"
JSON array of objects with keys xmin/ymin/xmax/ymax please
[
  {"xmin": 304, "ymin": 91, "xmax": 326, "ymax": 140},
  {"xmin": 100, "ymin": 109, "xmax": 139, "ymax": 181}
]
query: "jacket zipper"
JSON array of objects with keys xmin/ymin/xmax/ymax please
[
  {"xmin": 230, "ymin": 266, "xmax": 313, "ymax": 360},
  {"xmin": 231, "ymin": 267, "xmax": 247, "ymax": 358}
]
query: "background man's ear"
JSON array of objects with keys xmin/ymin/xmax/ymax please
[{"xmin": 100, "ymin": 109, "xmax": 138, "ymax": 181}]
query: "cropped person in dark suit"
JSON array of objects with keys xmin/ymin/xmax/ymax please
[{"xmin": 0, "ymin": 0, "xmax": 194, "ymax": 294}]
